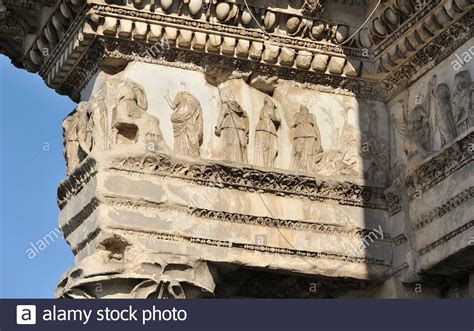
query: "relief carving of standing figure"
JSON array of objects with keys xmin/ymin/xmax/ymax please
[
  {"xmin": 166, "ymin": 92, "xmax": 203, "ymax": 158},
  {"xmin": 113, "ymin": 79, "xmax": 170, "ymax": 153},
  {"xmin": 435, "ymin": 83, "xmax": 457, "ymax": 146},
  {"xmin": 62, "ymin": 102, "xmax": 90, "ymax": 175},
  {"xmin": 452, "ymin": 70, "xmax": 474, "ymax": 133},
  {"xmin": 88, "ymin": 88, "xmax": 108, "ymax": 151},
  {"xmin": 404, "ymin": 105, "xmax": 431, "ymax": 161},
  {"xmin": 291, "ymin": 105, "xmax": 323, "ymax": 172},
  {"xmin": 215, "ymin": 100, "xmax": 249, "ymax": 164},
  {"xmin": 254, "ymin": 97, "xmax": 281, "ymax": 168}
]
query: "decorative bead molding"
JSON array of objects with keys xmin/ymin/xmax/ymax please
[{"xmin": 111, "ymin": 226, "xmax": 391, "ymax": 267}]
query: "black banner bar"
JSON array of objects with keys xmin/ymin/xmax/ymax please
[{"xmin": 1, "ymin": 299, "xmax": 473, "ymax": 331}]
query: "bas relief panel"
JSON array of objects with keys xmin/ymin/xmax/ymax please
[
  {"xmin": 63, "ymin": 62, "xmax": 389, "ymax": 187},
  {"xmin": 388, "ymin": 42, "xmax": 474, "ymax": 177}
]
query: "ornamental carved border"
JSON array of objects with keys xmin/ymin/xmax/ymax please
[
  {"xmin": 413, "ymin": 187, "xmax": 474, "ymax": 231},
  {"xmin": 371, "ymin": 0, "xmax": 442, "ymax": 56},
  {"xmin": 91, "ymin": 3, "xmax": 365, "ymax": 58},
  {"xmin": 405, "ymin": 131, "xmax": 474, "ymax": 200},
  {"xmin": 40, "ymin": 6, "xmax": 473, "ymax": 102},
  {"xmin": 57, "ymin": 158, "xmax": 97, "ymax": 209},
  {"xmin": 58, "ymin": 40, "xmax": 103, "ymax": 101},
  {"xmin": 111, "ymin": 227, "xmax": 390, "ymax": 267},
  {"xmin": 108, "ymin": 153, "xmax": 388, "ymax": 210},
  {"xmin": 418, "ymin": 220, "xmax": 474, "ymax": 256},
  {"xmin": 101, "ymin": 37, "xmax": 383, "ymax": 98},
  {"xmin": 101, "ymin": 196, "xmax": 391, "ymax": 240},
  {"xmin": 381, "ymin": 12, "xmax": 473, "ymax": 101}
]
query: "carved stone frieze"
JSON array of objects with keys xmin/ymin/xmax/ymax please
[
  {"xmin": 405, "ymin": 130, "xmax": 474, "ymax": 199},
  {"xmin": 418, "ymin": 220, "xmax": 474, "ymax": 256},
  {"xmin": 108, "ymin": 153, "xmax": 387, "ymax": 210},
  {"xmin": 381, "ymin": 11, "xmax": 473, "ymax": 100},
  {"xmin": 112, "ymin": 227, "xmax": 390, "ymax": 267},
  {"xmin": 413, "ymin": 186, "xmax": 474, "ymax": 231},
  {"xmin": 96, "ymin": 196, "xmax": 390, "ymax": 240}
]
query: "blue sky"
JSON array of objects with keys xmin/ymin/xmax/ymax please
[{"xmin": 0, "ymin": 55, "xmax": 75, "ymax": 298}]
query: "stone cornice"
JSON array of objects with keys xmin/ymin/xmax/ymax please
[
  {"xmin": 0, "ymin": 0, "xmax": 86, "ymax": 70},
  {"xmin": 1, "ymin": 0, "xmax": 472, "ymax": 101},
  {"xmin": 381, "ymin": 12, "xmax": 473, "ymax": 100}
]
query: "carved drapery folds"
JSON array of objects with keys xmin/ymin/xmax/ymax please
[
  {"xmin": 62, "ymin": 76, "xmax": 392, "ymax": 184},
  {"xmin": 254, "ymin": 97, "xmax": 281, "ymax": 168},
  {"xmin": 62, "ymin": 101, "xmax": 92, "ymax": 175},
  {"xmin": 290, "ymin": 105, "xmax": 323, "ymax": 172},
  {"xmin": 452, "ymin": 70, "xmax": 474, "ymax": 133},
  {"xmin": 168, "ymin": 91, "xmax": 204, "ymax": 158},
  {"xmin": 113, "ymin": 79, "xmax": 170, "ymax": 153},
  {"xmin": 404, "ymin": 104, "xmax": 431, "ymax": 163},
  {"xmin": 62, "ymin": 77, "xmax": 172, "ymax": 174},
  {"xmin": 215, "ymin": 100, "xmax": 249, "ymax": 164},
  {"xmin": 394, "ymin": 70, "xmax": 473, "ymax": 173},
  {"xmin": 435, "ymin": 83, "xmax": 457, "ymax": 146}
]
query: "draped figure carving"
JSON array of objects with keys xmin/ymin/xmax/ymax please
[
  {"xmin": 290, "ymin": 105, "xmax": 323, "ymax": 172},
  {"xmin": 435, "ymin": 83, "xmax": 457, "ymax": 146},
  {"xmin": 215, "ymin": 100, "xmax": 249, "ymax": 164},
  {"xmin": 254, "ymin": 97, "xmax": 281, "ymax": 168},
  {"xmin": 112, "ymin": 79, "xmax": 170, "ymax": 153},
  {"xmin": 167, "ymin": 91, "xmax": 203, "ymax": 158},
  {"xmin": 404, "ymin": 104, "xmax": 431, "ymax": 162},
  {"xmin": 452, "ymin": 70, "xmax": 474, "ymax": 133},
  {"xmin": 62, "ymin": 101, "xmax": 91, "ymax": 175}
]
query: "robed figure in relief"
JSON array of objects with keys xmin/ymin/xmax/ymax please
[
  {"xmin": 167, "ymin": 92, "xmax": 203, "ymax": 158},
  {"xmin": 254, "ymin": 97, "xmax": 281, "ymax": 168},
  {"xmin": 215, "ymin": 100, "xmax": 249, "ymax": 164},
  {"xmin": 291, "ymin": 105, "xmax": 323, "ymax": 172}
]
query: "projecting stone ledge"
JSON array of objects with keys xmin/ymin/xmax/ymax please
[{"xmin": 55, "ymin": 147, "xmax": 392, "ymax": 298}]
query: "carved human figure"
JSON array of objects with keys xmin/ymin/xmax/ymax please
[
  {"xmin": 112, "ymin": 79, "xmax": 170, "ymax": 153},
  {"xmin": 291, "ymin": 105, "xmax": 323, "ymax": 172},
  {"xmin": 435, "ymin": 83, "xmax": 457, "ymax": 146},
  {"xmin": 88, "ymin": 87, "xmax": 108, "ymax": 151},
  {"xmin": 215, "ymin": 100, "xmax": 249, "ymax": 164},
  {"xmin": 452, "ymin": 70, "xmax": 474, "ymax": 133},
  {"xmin": 62, "ymin": 101, "xmax": 90, "ymax": 175},
  {"xmin": 166, "ymin": 91, "xmax": 203, "ymax": 158},
  {"xmin": 404, "ymin": 104, "xmax": 431, "ymax": 161},
  {"xmin": 254, "ymin": 97, "xmax": 281, "ymax": 168}
]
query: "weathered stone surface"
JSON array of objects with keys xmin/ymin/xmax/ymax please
[{"xmin": 1, "ymin": 0, "xmax": 473, "ymax": 298}]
